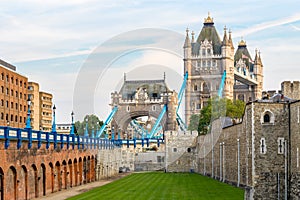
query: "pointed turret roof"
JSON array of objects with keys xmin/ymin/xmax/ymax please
[
  {"xmin": 228, "ymin": 29, "xmax": 234, "ymax": 49},
  {"xmin": 222, "ymin": 26, "xmax": 229, "ymax": 46},
  {"xmin": 183, "ymin": 28, "xmax": 191, "ymax": 48},
  {"xmin": 196, "ymin": 13, "xmax": 222, "ymax": 54},
  {"xmin": 234, "ymin": 39, "xmax": 253, "ymax": 69}
]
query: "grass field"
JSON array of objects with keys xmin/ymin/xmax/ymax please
[{"xmin": 68, "ymin": 172, "xmax": 244, "ymax": 200}]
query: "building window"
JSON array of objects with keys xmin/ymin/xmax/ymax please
[
  {"xmin": 11, "ymin": 89, "xmax": 13, "ymax": 96},
  {"xmin": 20, "ymin": 104, "xmax": 22, "ymax": 111},
  {"xmin": 16, "ymin": 79, "xmax": 18, "ymax": 85},
  {"xmin": 11, "ymin": 102, "xmax": 13, "ymax": 109},
  {"xmin": 5, "ymin": 114, "xmax": 8, "ymax": 121},
  {"xmin": 207, "ymin": 48, "xmax": 211, "ymax": 55},
  {"xmin": 238, "ymin": 94, "xmax": 244, "ymax": 102},
  {"xmin": 16, "ymin": 91, "xmax": 18, "ymax": 97},
  {"xmin": 260, "ymin": 138, "xmax": 266, "ymax": 154},
  {"xmin": 278, "ymin": 138, "xmax": 285, "ymax": 154},
  {"xmin": 1, "ymin": 100, "xmax": 3, "ymax": 106},
  {"xmin": 194, "ymin": 85, "xmax": 198, "ymax": 91},
  {"xmin": 1, "ymin": 86, "xmax": 3, "ymax": 93},
  {"xmin": 0, "ymin": 113, "xmax": 3, "ymax": 120},
  {"xmin": 15, "ymin": 115, "xmax": 17, "ymax": 122},
  {"xmin": 261, "ymin": 110, "xmax": 275, "ymax": 125},
  {"xmin": 6, "ymin": 75, "xmax": 8, "ymax": 82},
  {"xmin": 196, "ymin": 104, "xmax": 201, "ymax": 110},
  {"xmin": 24, "ymin": 105, "xmax": 26, "ymax": 112},
  {"xmin": 1, "ymin": 73, "xmax": 3, "ymax": 80},
  {"xmin": 20, "ymin": 92, "xmax": 22, "ymax": 99},
  {"xmin": 24, "ymin": 82, "xmax": 26, "ymax": 88},
  {"xmin": 11, "ymin": 77, "xmax": 13, "ymax": 84},
  {"xmin": 264, "ymin": 114, "xmax": 270, "ymax": 123},
  {"xmin": 20, "ymin": 116, "xmax": 22, "ymax": 123},
  {"xmin": 126, "ymin": 106, "xmax": 130, "ymax": 112},
  {"xmin": 6, "ymin": 101, "xmax": 8, "ymax": 108},
  {"xmin": 152, "ymin": 105, "xmax": 156, "ymax": 111},
  {"xmin": 20, "ymin": 81, "xmax": 22, "ymax": 87},
  {"xmin": 173, "ymin": 148, "xmax": 177, "ymax": 152},
  {"xmin": 10, "ymin": 115, "xmax": 13, "ymax": 122},
  {"xmin": 15, "ymin": 103, "xmax": 18, "ymax": 110}
]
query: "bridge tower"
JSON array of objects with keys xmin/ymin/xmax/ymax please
[
  {"xmin": 110, "ymin": 75, "xmax": 178, "ymax": 139},
  {"xmin": 184, "ymin": 13, "xmax": 264, "ymax": 126}
]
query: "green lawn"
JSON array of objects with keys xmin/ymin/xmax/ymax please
[{"xmin": 68, "ymin": 172, "xmax": 244, "ymax": 200}]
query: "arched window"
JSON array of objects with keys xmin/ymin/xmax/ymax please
[
  {"xmin": 263, "ymin": 113, "xmax": 270, "ymax": 123},
  {"xmin": 261, "ymin": 110, "xmax": 275, "ymax": 125}
]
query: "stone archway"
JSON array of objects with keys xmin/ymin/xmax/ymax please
[
  {"xmin": 29, "ymin": 164, "xmax": 38, "ymax": 198},
  {"xmin": 62, "ymin": 160, "xmax": 67, "ymax": 189},
  {"xmin": 19, "ymin": 166, "xmax": 28, "ymax": 200},
  {"xmin": 7, "ymin": 166, "xmax": 17, "ymax": 200},
  {"xmin": 74, "ymin": 158, "xmax": 78, "ymax": 186},
  {"xmin": 68, "ymin": 159, "xmax": 73, "ymax": 188},
  {"xmin": 40, "ymin": 164, "xmax": 46, "ymax": 196}
]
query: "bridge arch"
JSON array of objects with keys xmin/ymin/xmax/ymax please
[
  {"xmin": 40, "ymin": 163, "xmax": 46, "ymax": 196},
  {"xmin": 7, "ymin": 166, "xmax": 17, "ymax": 200},
  {"xmin": 68, "ymin": 159, "xmax": 73, "ymax": 188},
  {"xmin": 0, "ymin": 167, "xmax": 3, "ymax": 200}
]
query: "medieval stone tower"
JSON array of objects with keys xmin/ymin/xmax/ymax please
[{"xmin": 184, "ymin": 13, "xmax": 264, "ymax": 125}]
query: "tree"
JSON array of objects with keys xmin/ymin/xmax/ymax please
[
  {"xmin": 197, "ymin": 98, "xmax": 245, "ymax": 135},
  {"xmin": 74, "ymin": 114, "xmax": 103, "ymax": 136},
  {"xmin": 188, "ymin": 114, "xmax": 200, "ymax": 131}
]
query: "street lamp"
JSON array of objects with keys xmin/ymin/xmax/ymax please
[
  {"xmin": 25, "ymin": 96, "xmax": 31, "ymax": 129},
  {"xmin": 70, "ymin": 111, "xmax": 75, "ymax": 135},
  {"xmin": 52, "ymin": 104, "xmax": 56, "ymax": 132},
  {"xmin": 84, "ymin": 117, "xmax": 88, "ymax": 137}
]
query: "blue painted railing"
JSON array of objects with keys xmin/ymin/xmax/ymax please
[
  {"xmin": 0, "ymin": 126, "xmax": 116, "ymax": 150},
  {"xmin": 0, "ymin": 126, "xmax": 164, "ymax": 150}
]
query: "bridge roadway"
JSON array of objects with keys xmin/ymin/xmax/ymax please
[{"xmin": 0, "ymin": 126, "xmax": 121, "ymax": 200}]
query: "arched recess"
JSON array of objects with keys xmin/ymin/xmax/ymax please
[
  {"xmin": 55, "ymin": 161, "xmax": 61, "ymax": 191},
  {"xmin": 62, "ymin": 160, "xmax": 67, "ymax": 189},
  {"xmin": 40, "ymin": 164, "xmax": 46, "ymax": 196},
  {"xmin": 261, "ymin": 110, "xmax": 275, "ymax": 125},
  {"xmin": 7, "ymin": 166, "xmax": 17, "ymax": 200},
  {"xmin": 19, "ymin": 165, "xmax": 28, "ymax": 200},
  {"xmin": 78, "ymin": 157, "xmax": 83, "ymax": 185},
  {"xmin": 83, "ymin": 157, "xmax": 87, "ymax": 184},
  {"xmin": 68, "ymin": 159, "xmax": 73, "ymax": 188},
  {"xmin": 49, "ymin": 162, "xmax": 54, "ymax": 193},
  {"xmin": 91, "ymin": 155, "xmax": 95, "ymax": 182},
  {"xmin": 0, "ymin": 167, "xmax": 4, "ymax": 200},
  {"xmin": 74, "ymin": 158, "xmax": 78, "ymax": 186},
  {"xmin": 87, "ymin": 156, "xmax": 91, "ymax": 183},
  {"xmin": 95, "ymin": 156, "xmax": 99, "ymax": 181},
  {"xmin": 29, "ymin": 164, "xmax": 38, "ymax": 198}
]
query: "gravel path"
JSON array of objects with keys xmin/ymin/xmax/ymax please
[{"xmin": 35, "ymin": 173, "xmax": 131, "ymax": 200}]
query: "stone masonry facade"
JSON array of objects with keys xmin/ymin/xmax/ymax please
[{"xmin": 165, "ymin": 100, "xmax": 300, "ymax": 199}]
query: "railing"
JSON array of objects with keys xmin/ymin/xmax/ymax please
[{"xmin": 0, "ymin": 126, "xmax": 117, "ymax": 150}]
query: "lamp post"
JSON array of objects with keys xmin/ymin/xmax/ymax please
[
  {"xmin": 70, "ymin": 111, "xmax": 75, "ymax": 135},
  {"xmin": 84, "ymin": 118, "xmax": 88, "ymax": 137},
  {"xmin": 25, "ymin": 96, "xmax": 31, "ymax": 129},
  {"xmin": 52, "ymin": 104, "xmax": 56, "ymax": 132}
]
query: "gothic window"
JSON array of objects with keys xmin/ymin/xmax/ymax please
[
  {"xmin": 196, "ymin": 104, "xmax": 201, "ymax": 110},
  {"xmin": 202, "ymin": 49, "xmax": 206, "ymax": 56},
  {"xmin": 261, "ymin": 110, "xmax": 275, "ymax": 125},
  {"xmin": 203, "ymin": 82, "xmax": 210, "ymax": 93},
  {"xmin": 126, "ymin": 106, "xmax": 130, "ymax": 112},
  {"xmin": 277, "ymin": 138, "xmax": 285, "ymax": 154},
  {"xmin": 207, "ymin": 60, "xmax": 211, "ymax": 67},
  {"xmin": 194, "ymin": 85, "xmax": 198, "ymax": 91},
  {"xmin": 173, "ymin": 148, "xmax": 177, "ymax": 152},
  {"xmin": 260, "ymin": 138, "xmax": 266, "ymax": 154},
  {"xmin": 202, "ymin": 60, "xmax": 206, "ymax": 67},
  {"xmin": 238, "ymin": 94, "xmax": 245, "ymax": 102},
  {"xmin": 207, "ymin": 48, "xmax": 211, "ymax": 55},
  {"xmin": 152, "ymin": 105, "xmax": 156, "ymax": 111},
  {"xmin": 213, "ymin": 60, "xmax": 217, "ymax": 67},
  {"xmin": 264, "ymin": 114, "xmax": 270, "ymax": 123}
]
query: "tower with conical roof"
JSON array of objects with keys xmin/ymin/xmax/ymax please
[{"xmin": 184, "ymin": 13, "xmax": 263, "ymax": 126}]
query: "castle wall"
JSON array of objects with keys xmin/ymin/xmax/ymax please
[{"xmin": 289, "ymin": 101, "xmax": 300, "ymax": 199}]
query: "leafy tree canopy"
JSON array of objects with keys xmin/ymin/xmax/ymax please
[
  {"xmin": 188, "ymin": 98, "xmax": 245, "ymax": 135},
  {"xmin": 74, "ymin": 114, "xmax": 103, "ymax": 137}
]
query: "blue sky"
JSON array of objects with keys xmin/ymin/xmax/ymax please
[{"xmin": 0, "ymin": 0, "xmax": 300, "ymax": 122}]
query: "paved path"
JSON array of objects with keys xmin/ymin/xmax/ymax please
[{"xmin": 35, "ymin": 173, "xmax": 131, "ymax": 200}]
